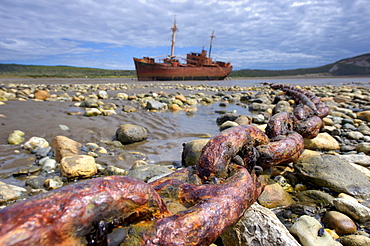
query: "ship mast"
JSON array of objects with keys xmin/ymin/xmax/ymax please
[
  {"xmin": 170, "ymin": 18, "xmax": 178, "ymax": 58},
  {"xmin": 208, "ymin": 29, "xmax": 215, "ymax": 58}
]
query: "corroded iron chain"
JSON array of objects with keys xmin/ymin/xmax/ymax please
[{"xmin": 0, "ymin": 84, "xmax": 330, "ymax": 246}]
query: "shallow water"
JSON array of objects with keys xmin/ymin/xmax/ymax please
[{"xmin": 1, "ymin": 76, "xmax": 369, "ymax": 186}]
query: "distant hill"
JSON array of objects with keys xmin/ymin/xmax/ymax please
[
  {"xmin": 230, "ymin": 53, "xmax": 370, "ymax": 77},
  {"xmin": 1, "ymin": 53, "xmax": 369, "ymax": 78},
  {"xmin": 0, "ymin": 64, "xmax": 136, "ymax": 78}
]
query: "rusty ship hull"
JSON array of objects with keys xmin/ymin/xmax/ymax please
[
  {"xmin": 133, "ymin": 57, "xmax": 232, "ymax": 81},
  {"xmin": 133, "ymin": 19, "xmax": 232, "ymax": 81}
]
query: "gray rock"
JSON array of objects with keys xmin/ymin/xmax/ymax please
[
  {"xmin": 333, "ymin": 198, "xmax": 370, "ymax": 224},
  {"xmin": 23, "ymin": 136, "xmax": 49, "ymax": 150},
  {"xmin": 103, "ymin": 166, "xmax": 128, "ymax": 176},
  {"xmin": 116, "ymin": 124, "xmax": 148, "ymax": 144},
  {"xmin": 80, "ymin": 99, "xmax": 99, "ymax": 108},
  {"xmin": 294, "ymin": 155, "xmax": 370, "ymax": 199},
  {"xmin": 249, "ymin": 102, "xmax": 271, "ymax": 111},
  {"xmin": 290, "ymin": 215, "xmax": 337, "ymax": 246},
  {"xmin": 219, "ymin": 121, "xmax": 239, "ymax": 131},
  {"xmin": 221, "ymin": 202, "xmax": 301, "ymax": 246},
  {"xmin": 346, "ymin": 131, "xmax": 364, "ymax": 140},
  {"xmin": 40, "ymin": 157, "xmax": 57, "ymax": 172},
  {"xmin": 356, "ymin": 142, "xmax": 370, "ymax": 154},
  {"xmin": 342, "ymin": 123, "xmax": 357, "ymax": 131},
  {"xmin": 122, "ymin": 105, "xmax": 137, "ymax": 113},
  {"xmin": 126, "ymin": 164, "xmax": 173, "ymax": 182},
  {"xmin": 97, "ymin": 90, "xmax": 109, "ymax": 99},
  {"xmin": 0, "ymin": 181, "xmax": 27, "ymax": 204},
  {"xmin": 252, "ymin": 114, "xmax": 265, "ymax": 124},
  {"xmin": 33, "ymin": 146, "xmax": 52, "ymax": 157},
  {"xmin": 181, "ymin": 139, "xmax": 209, "ymax": 167},
  {"xmin": 358, "ymin": 124, "xmax": 370, "ymax": 135},
  {"xmin": 340, "ymin": 235, "xmax": 370, "ymax": 246},
  {"xmin": 25, "ymin": 177, "xmax": 47, "ymax": 189},
  {"xmin": 44, "ymin": 176, "xmax": 64, "ymax": 190},
  {"xmin": 216, "ymin": 113, "xmax": 242, "ymax": 125},
  {"xmin": 339, "ymin": 154, "xmax": 370, "ymax": 167},
  {"xmin": 296, "ymin": 190, "xmax": 335, "ymax": 207},
  {"xmin": 146, "ymin": 100, "xmax": 166, "ymax": 110}
]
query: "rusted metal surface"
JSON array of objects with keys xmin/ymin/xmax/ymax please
[
  {"xmin": 121, "ymin": 165, "xmax": 264, "ymax": 246},
  {"xmin": 196, "ymin": 124, "xmax": 269, "ymax": 181},
  {"xmin": 257, "ymin": 132, "xmax": 304, "ymax": 167},
  {"xmin": 294, "ymin": 115, "xmax": 323, "ymax": 139},
  {"xmin": 265, "ymin": 112, "xmax": 294, "ymax": 138},
  {"xmin": 0, "ymin": 83, "xmax": 330, "ymax": 246},
  {"xmin": 0, "ymin": 176, "xmax": 170, "ymax": 246}
]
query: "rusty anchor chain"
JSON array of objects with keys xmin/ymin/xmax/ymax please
[{"xmin": 0, "ymin": 84, "xmax": 330, "ymax": 246}]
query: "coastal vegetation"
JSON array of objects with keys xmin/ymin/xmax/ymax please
[
  {"xmin": 0, "ymin": 64, "xmax": 136, "ymax": 78},
  {"xmin": 231, "ymin": 53, "xmax": 370, "ymax": 77},
  {"xmin": 1, "ymin": 53, "xmax": 369, "ymax": 78}
]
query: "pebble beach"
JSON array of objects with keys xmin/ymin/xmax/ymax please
[{"xmin": 1, "ymin": 77, "xmax": 370, "ymax": 245}]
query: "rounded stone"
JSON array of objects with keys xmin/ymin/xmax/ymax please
[
  {"xmin": 219, "ymin": 121, "xmax": 239, "ymax": 131},
  {"xmin": 23, "ymin": 136, "xmax": 49, "ymax": 150},
  {"xmin": 84, "ymin": 108, "xmax": 101, "ymax": 117},
  {"xmin": 103, "ymin": 166, "xmax": 128, "ymax": 176},
  {"xmin": 304, "ymin": 133, "xmax": 340, "ymax": 150},
  {"xmin": 258, "ymin": 182, "xmax": 295, "ymax": 209},
  {"xmin": 116, "ymin": 124, "xmax": 148, "ymax": 144},
  {"xmin": 322, "ymin": 211, "xmax": 357, "ymax": 235},
  {"xmin": 8, "ymin": 131, "xmax": 25, "ymax": 145},
  {"xmin": 357, "ymin": 111, "xmax": 370, "ymax": 122},
  {"xmin": 356, "ymin": 142, "xmax": 370, "ymax": 154},
  {"xmin": 60, "ymin": 155, "xmax": 97, "ymax": 179},
  {"xmin": 34, "ymin": 90, "xmax": 51, "ymax": 100},
  {"xmin": 182, "ymin": 139, "xmax": 209, "ymax": 167}
]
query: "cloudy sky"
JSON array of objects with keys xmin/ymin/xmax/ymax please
[{"xmin": 1, "ymin": 0, "xmax": 369, "ymax": 70}]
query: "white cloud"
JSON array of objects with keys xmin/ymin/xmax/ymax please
[{"xmin": 0, "ymin": 0, "xmax": 369, "ymax": 69}]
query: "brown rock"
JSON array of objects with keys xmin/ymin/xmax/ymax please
[
  {"xmin": 50, "ymin": 136, "xmax": 82, "ymax": 162},
  {"xmin": 340, "ymin": 235, "xmax": 370, "ymax": 246},
  {"xmin": 357, "ymin": 111, "xmax": 370, "ymax": 122},
  {"xmin": 304, "ymin": 133, "xmax": 340, "ymax": 151},
  {"xmin": 175, "ymin": 94, "xmax": 187, "ymax": 102},
  {"xmin": 258, "ymin": 182, "xmax": 295, "ymax": 209},
  {"xmin": 60, "ymin": 155, "xmax": 97, "ymax": 179},
  {"xmin": 170, "ymin": 104, "xmax": 182, "ymax": 111},
  {"xmin": 34, "ymin": 90, "xmax": 51, "ymax": 101},
  {"xmin": 322, "ymin": 211, "xmax": 357, "ymax": 235}
]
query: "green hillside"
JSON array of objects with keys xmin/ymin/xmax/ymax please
[
  {"xmin": 0, "ymin": 64, "xmax": 136, "ymax": 78},
  {"xmin": 230, "ymin": 53, "xmax": 370, "ymax": 77}
]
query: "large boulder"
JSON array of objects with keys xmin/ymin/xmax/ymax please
[
  {"xmin": 116, "ymin": 124, "xmax": 148, "ymax": 144},
  {"xmin": 294, "ymin": 155, "xmax": 370, "ymax": 199},
  {"xmin": 221, "ymin": 202, "xmax": 300, "ymax": 246}
]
